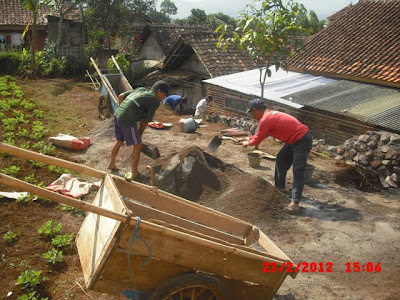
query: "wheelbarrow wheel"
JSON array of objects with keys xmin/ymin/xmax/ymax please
[
  {"xmin": 98, "ymin": 95, "xmax": 111, "ymax": 120},
  {"xmin": 149, "ymin": 272, "xmax": 228, "ymax": 300}
]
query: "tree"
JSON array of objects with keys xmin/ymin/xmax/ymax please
[
  {"xmin": 160, "ymin": 0, "xmax": 177, "ymax": 17},
  {"xmin": 216, "ymin": 0, "xmax": 307, "ymax": 99},
  {"xmin": 86, "ymin": 0, "xmax": 128, "ymax": 50},
  {"xmin": 21, "ymin": 0, "xmax": 55, "ymax": 72},
  {"xmin": 125, "ymin": 0, "xmax": 156, "ymax": 14},
  {"xmin": 309, "ymin": 10, "xmax": 326, "ymax": 34},
  {"xmin": 148, "ymin": 9, "xmax": 171, "ymax": 23},
  {"xmin": 206, "ymin": 12, "xmax": 237, "ymax": 28},
  {"xmin": 187, "ymin": 8, "xmax": 207, "ymax": 26}
]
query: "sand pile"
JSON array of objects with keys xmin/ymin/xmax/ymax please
[{"xmin": 143, "ymin": 146, "xmax": 289, "ymax": 225}]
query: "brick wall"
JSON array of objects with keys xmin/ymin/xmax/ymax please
[{"xmin": 205, "ymin": 83, "xmax": 385, "ymax": 145}]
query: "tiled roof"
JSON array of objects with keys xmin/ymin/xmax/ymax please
[
  {"xmin": 141, "ymin": 24, "xmax": 212, "ymax": 56},
  {"xmin": 0, "ymin": 0, "xmax": 81, "ymax": 26},
  {"xmin": 288, "ymin": 0, "xmax": 400, "ymax": 87},
  {"xmin": 164, "ymin": 31, "xmax": 259, "ymax": 78},
  {"xmin": 326, "ymin": 5, "xmax": 352, "ymax": 23}
]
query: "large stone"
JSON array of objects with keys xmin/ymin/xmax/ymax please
[
  {"xmin": 378, "ymin": 131, "xmax": 392, "ymax": 143},
  {"xmin": 389, "ymin": 134, "xmax": 400, "ymax": 144},
  {"xmin": 385, "ymin": 149, "xmax": 399, "ymax": 160},
  {"xmin": 385, "ymin": 176, "xmax": 398, "ymax": 188},
  {"xmin": 349, "ymin": 149, "xmax": 357, "ymax": 158},
  {"xmin": 391, "ymin": 173, "xmax": 400, "ymax": 183},
  {"xmin": 358, "ymin": 134, "xmax": 370, "ymax": 143},
  {"xmin": 367, "ymin": 140, "xmax": 378, "ymax": 150},
  {"xmin": 141, "ymin": 143, "xmax": 160, "ymax": 159},
  {"xmin": 336, "ymin": 146, "xmax": 345, "ymax": 155},
  {"xmin": 370, "ymin": 160, "xmax": 382, "ymax": 169},
  {"xmin": 380, "ymin": 145, "xmax": 390, "ymax": 153},
  {"xmin": 358, "ymin": 155, "xmax": 370, "ymax": 167},
  {"xmin": 379, "ymin": 175, "xmax": 390, "ymax": 188},
  {"xmin": 365, "ymin": 150, "xmax": 374, "ymax": 158},
  {"xmin": 354, "ymin": 142, "xmax": 367, "ymax": 152},
  {"xmin": 394, "ymin": 166, "xmax": 400, "ymax": 175},
  {"xmin": 377, "ymin": 166, "xmax": 390, "ymax": 176},
  {"xmin": 382, "ymin": 160, "xmax": 392, "ymax": 168}
]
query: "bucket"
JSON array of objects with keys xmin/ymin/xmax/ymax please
[
  {"xmin": 304, "ymin": 164, "xmax": 315, "ymax": 183},
  {"xmin": 179, "ymin": 118, "xmax": 197, "ymax": 133},
  {"xmin": 247, "ymin": 152, "xmax": 262, "ymax": 168}
]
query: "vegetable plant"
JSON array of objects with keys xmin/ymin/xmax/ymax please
[
  {"xmin": 16, "ymin": 291, "xmax": 48, "ymax": 300},
  {"xmin": 16, "ymin": 270, "xmax": 47, "ymax": 292},
  {"xmin": 24, "ymin": 174, "xmax": 38, "ymax": 185},
  {"xmin": 43, "ymin": 248, "xmax": 63, "ymax": 266},
  {"xmin": 38, "ymin": 220, "xmax": 63, "ymax": 238},
  {"xmin": 51, "ymin": 233, "xmax": 75, "ymax": 251},
  {"xmin": 3, "ymin": 231, "xmax": 17, "ymax": 244},
  {"xmin": 1, "ymin": 165, "xmax": 20, "ymax": 177},
  {"xmin": 17, "ymin": 128, "xmax": 29, "ymax": 137},
  {"xmin": 16, "ymin": 193, "xmax": 31, "ymax": 204}
]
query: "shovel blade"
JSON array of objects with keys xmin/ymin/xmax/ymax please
[{"xmin": 208, "ymin": 136, "xmax": 222, "ymax": 152}]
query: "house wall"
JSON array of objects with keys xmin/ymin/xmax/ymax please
[
  {"xmin": 180, "ymin": 55, "xmax": 209, "ymax": 77},
  {"xmin": 205, "ymin": 83, "xmax": 379, "ymax": 145},
  {"xmin": 139, "ymin": 33, "xmax": 165, "ymax": 61},
  {"xmin": 47, "ymin": 19, "xmax": 85, "ymax": 61},
  {"xmin": 0, "ymin": 27, "xmax": 45, "ymax": 51}
]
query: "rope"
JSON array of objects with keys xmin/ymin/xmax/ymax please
[{"xmin": 124, "ymin": 216, "xmax": 152, "ymax": 300}]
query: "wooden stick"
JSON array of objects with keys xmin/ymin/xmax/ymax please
[
  {"xmin": 90, "ymin": 57, "xmax": 119, "ymax": 107},
  {"xmin": 0, "ymin": 142, "xmax": 105, "ymax": 179},
  {"xmin": 310, "ymin": 149, "xmax": 332, "ymax": 159},
  {"xmin": 85, "ymin": 69, "xmax": 98, "ymax": 91}
]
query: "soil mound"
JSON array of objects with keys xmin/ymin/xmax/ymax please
[{"xmin": 141, "ymin": 146, "xmax": 289, "ymax": 225}]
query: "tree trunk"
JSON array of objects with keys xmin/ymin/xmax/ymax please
[
  {"xmin": 55, "ymin": 11, "xmax": 64, "ymax": 55},
  {"xmin": 31, "ymin": 14, "xmax": 37, "ymax": 73}
]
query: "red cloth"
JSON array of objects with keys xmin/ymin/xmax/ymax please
[{"xmin": 248, "ymin": 110, "xmax": 309, "ymax": 146}]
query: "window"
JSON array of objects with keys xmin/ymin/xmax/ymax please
[{"xmin": 224, "ymin": 96, "xmax": 248, "ymax": 113}]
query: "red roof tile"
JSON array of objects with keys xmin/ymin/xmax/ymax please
[
  {"xmin": 289, "ymin": 1, "xmax": 400, "ymax": 87},
  {"xmin": 0, "ymin": 0, "xmax": 81, "ymax": 26}
]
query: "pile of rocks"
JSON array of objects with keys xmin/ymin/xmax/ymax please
[
  {"xmin": 335, "ymin": 131, "xmax": 400, "ymax": 188},
  {"xmin": 207, "ymin": 114, "xmax": 258, "ymax": 134}
]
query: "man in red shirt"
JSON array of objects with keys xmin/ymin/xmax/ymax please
[{"xmin": 243, "ymin": 99, "xmax": 313, "ymax": 211}]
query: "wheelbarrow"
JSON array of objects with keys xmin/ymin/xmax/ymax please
[
  {"xmin": 0, "ymin": 142, "xmax": 298, "ymax": 300},
  {"xmin": 91, "ymin": 56, "xmax": 132, "ymax": 120}
]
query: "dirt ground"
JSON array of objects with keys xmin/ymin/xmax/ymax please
[{"xmin": 1, "ymin": 78, "xmax": 400, "ymax": 300}]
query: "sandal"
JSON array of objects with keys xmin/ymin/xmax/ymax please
[{"xmin": 284, "ymin": 204, "xmax": 300, "ymax": 212}]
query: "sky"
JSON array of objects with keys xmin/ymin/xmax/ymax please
[{"xmin": 166, "ymin": 0, "xmax": 354, "ymax": 21}]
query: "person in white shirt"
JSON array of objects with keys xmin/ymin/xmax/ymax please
[{"xmin": 194, "ymin": 96, "xmax": 213, "ymax": 120}]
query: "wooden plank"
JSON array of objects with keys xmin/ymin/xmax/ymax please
[
  {"xmin": 257, "ymin": 230, "xmax": 291, "ymax": 263},
  {"xmin": 125, "ymin": 200, "xmax": 244, "ymax": 245},
  {"xmin": 0, "ymin": 142, "xmax": 105, "ymax": 179},
  {"xmin": 219, "ymin": 276, "xmax": 276, "ymax": 300},
  {"xmin": 76, "ymin": 175, "xmax": 127, "ymax": 288},
  {"xmin": 149, "ymin": 220, "xmax": 286, "ymax": 262},
  {"xmin": 90, "ymin": 57, "xmax": 119, "ymax": 107},
  {"xmin": 117, "ymin": 224, "xmax": 286, "ymax": 287},
  {"xmin": 113, "ymin": 176, "xmax": 252, "ymax": 237}
]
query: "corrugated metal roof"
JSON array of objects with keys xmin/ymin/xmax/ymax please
[
  {"xmin": 204, "ymin": 67, "xmax": 400, "ymax": 132},
  {"xmin": 204, "ymin": 68, "xmax": 336, "ymax": 109}
]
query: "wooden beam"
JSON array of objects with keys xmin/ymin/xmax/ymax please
[{"xmin": 0, "ymin": 142, "xmax": 105, "ymax": 179}]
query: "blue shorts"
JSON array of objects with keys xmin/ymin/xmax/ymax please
[{"xmin": 114, "ymin": 116, "xmax": 141, "ymax": 146}]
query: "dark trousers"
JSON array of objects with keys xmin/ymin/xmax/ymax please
[{"xmin": 274, "ymin": 131, "xmax": 313, "ymax": 204}]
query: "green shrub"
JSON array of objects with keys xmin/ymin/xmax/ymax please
[
  {"xmin": 0, "ymin": 51, "xmax": 22, "ymax": 75},
  {"xmin": 16, "ymin": 193, "xmax": 31, "ymax": 204}
]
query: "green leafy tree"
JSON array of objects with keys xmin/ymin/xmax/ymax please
[
  {"xmin": 309, "ymin": 10, "xmax": 326, "ymax": 34},
  {"xmin": 148, "ymin": 9, "xmax": 171, "ymax": 23},
  {"xmin": 207, "ymin": 12, "xmax": 237, "ymax": 28},
  {"xmin": 160, "ymin": 0, "xmax": 177, "ymax": 17},
  {"xmin": 187, "ymin": 8, "xmax": 207, "ymax": 26},
  {"xmin": 85, "ymin": 0, "xmax": 128, "ymax": 50},
  {"xmin": 20, "ymin": 0, "xmax": 55, "ymax": 72},
  {"xmin": 216, "ymin": 0, "xmax": 307, "ymax": 99}
]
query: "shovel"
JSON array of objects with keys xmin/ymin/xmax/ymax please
[{"xmin": 207, "ymin": 136, "xmax": 222, "ymax": 152}]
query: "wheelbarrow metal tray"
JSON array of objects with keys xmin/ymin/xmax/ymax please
[{"xmin": 76, "ymin": 174, "xmax": 296, "ymax": 299}]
